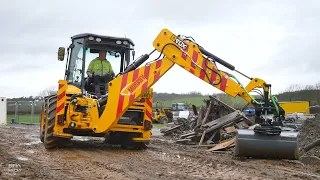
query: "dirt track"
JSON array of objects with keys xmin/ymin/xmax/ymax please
[{"xmin": 0, "ymin": 124, "xmax": 320, "ymax": 180}]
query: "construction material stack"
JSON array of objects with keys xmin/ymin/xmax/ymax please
[
  {"xmin": 161, "ymin": 95, "xmax": 299, "ymax": 159},
  {"xmin": 0, "ymin": 97, "xmax": 7, "ymax": 126}
]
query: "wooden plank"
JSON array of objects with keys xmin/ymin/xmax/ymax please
[
  {"xmin": 188, "ymin": 144, "xmax": 217, "ymax": 148},
  {"xmin": 240, "ymin": 103, "xmax": 250, "ymax": 111},
  {"xmin": 196, "ymin": 106, "xmax": 205, "ymax": 127},
  {"xmin": 161, "ymin": 124, "xmax": 183, "ymax": 135},
  {"xmin": 206, "ymin": 130, "xmax": 219, "ymax": 144},
  {"xmin": 248, "ymin": 124, "xmax": 259, "ymax": 130},
  {"xmin": 235, "ymin": 121, "xmax": 249, "ymax": 129},
  {"xmin": 184, "ymin": 135, "xmax": 196, "ymax": 139},
  {"xmin": 242, "ymin": 116, "xmax": 255, "ymax": 126},
  {"xmin": 202, "ymin": 111, "xmax": 240, "ymax": 128},
  {"xmin": 198, "ymin": 129, "xmax": 206, "ymax": 145},
  {"xmin": 209, "ymin": 95, "xmax": 254, "ymax": 125},
  {"xmin": 176, "ymin": 139, "xmax": 192, "ymax": 143},
  {"xmin": 181, "ymin": 132, "xmax": 197, "ymax": 138},
  {"xmin": 204, "ymin": 114, "xmax": 243, "ymax": 134},
  {"xmin": 224, "ymin": 126, "xmax": 236, "ymax": 133},
  {"xmin": 209, "ymin": 95, "xmax": 236, "ymax": 112},
  {"xmin": 192, "ymin": 105, "xmax": 198, "ymax": 115},
  {"xmin": 206, "ymin": 137, "xmax": 236, "ymax": 152},
  {"xmin": 201, "ymin": 102, "xmax": 213, "ymax": 125},
  {"xmin": 301, "ymin": 139, "xmax": 320, "ymax": 155}
]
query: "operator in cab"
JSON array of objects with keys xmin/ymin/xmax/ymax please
[{"xmin": 86, "ymin": 50, "xmax": 115, "ymax": 98}]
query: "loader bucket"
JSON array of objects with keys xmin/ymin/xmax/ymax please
[{"xmin": 234, "ymin": 129, "xmax": 299, "ymax": 160}]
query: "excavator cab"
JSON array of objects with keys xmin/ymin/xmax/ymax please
[
  {"xmin": 83, "ymin": 49, "xmax": 118, "ymax": 96},
  {"xmin": 62, "ymin": 33, "xmax": 135, "ymax": 92}
]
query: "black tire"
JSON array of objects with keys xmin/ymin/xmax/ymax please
[
  {"xmin": 39, "ymin": 104, "xmax": 45, "ymax": 142},
  {"xmin": 40, "ymin": 132, "xmax": 44, "ymax": 142},
  {"xmin": 121, "ymin": 142, "xmax": 147, "ymax": 150},
  {"xmin": 43, "ymin": 95, "xmax": 60, "ymax": 149},
  {"xmin": 159, "ymin": 116, "xmax": 168, "ymax": 124}
]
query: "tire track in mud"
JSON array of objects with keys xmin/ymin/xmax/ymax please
[
  {"xmin": 146, "ymin": 150, "xmax": 266, "ymax": 180},
  {"xmin": 1, "ymin": 124, "xmax": 320, "ymax": 180}
]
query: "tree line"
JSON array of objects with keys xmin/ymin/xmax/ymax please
[
  {"xmin": 153, "ymin": 91, "xmax": 207, "ymax": 102},
  {"xmin": 6, "ymin": 82, "xmax": 320, "ymax": 115},
  {"xmin": 276, "ymin": 82, "xmax": 320, "ymax": 106}
]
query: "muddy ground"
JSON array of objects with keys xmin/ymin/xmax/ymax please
[
  {"xmin": 0, "ymin": 123, "xmax": 320, "ymax": 180},
  {"xmin": 298, "ymin": 115, "xmax": 320, "ymax": 157}
]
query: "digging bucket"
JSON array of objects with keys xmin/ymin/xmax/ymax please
[{"xmin": 234, "ymin": 129, "xmax": 299, "ymax": 160}]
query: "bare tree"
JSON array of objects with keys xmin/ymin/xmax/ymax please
[
  {"xmin": 315, "ymin": 81, "xmax": 320, "ymax": 105},
  {"xmin": 304, "ymin": 84, "xmax": 315, "ymax": 90},
  {"xmin": 187, "ymin": 91, "xmax": 203, "ymax": 96},
  {"xmin": 315, "ymin": 81, "xmax": 320, "ymax": 90},
  {"xmin": 38, "ymin": 85, "xmax": 57, "ymax": 98},
  {"xmin": 285, "ymin": 84, "xmax": 303, "ymax": 92},
  {"xmin": 278, "ymin": 84, "xmax": 303, "ymax": 101}
]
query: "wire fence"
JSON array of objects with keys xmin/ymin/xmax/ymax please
[{"xmin": 7, "ymin": 100, "xmax": 44, "ymax": 124}]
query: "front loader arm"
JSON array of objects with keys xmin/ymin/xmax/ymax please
[
  {"xmin": 93, "ymin": 28, "xmax": 270, "ymax": 133},
  {"xmin": 92, "ymin": 57, "xmax": 175, "ymax": 133}
]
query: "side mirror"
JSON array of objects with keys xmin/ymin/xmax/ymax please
[{"xmin": 58, "ymin": 47, "xmax": 65, "ymax": 61}]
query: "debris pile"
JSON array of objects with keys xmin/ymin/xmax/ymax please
[
  {"xmin": 160, "ymin": 95, "xmax": 254, "ymax": 151},
  {"xmin": 298, "ymin": 114, "xmax": 320, "ymax": 158}
]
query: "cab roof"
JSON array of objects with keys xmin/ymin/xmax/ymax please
[{"xmin": 71, "ymin": 33, "xmax": 135, "ymax": 46}]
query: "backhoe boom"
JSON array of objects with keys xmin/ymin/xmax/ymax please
[
  {"xmin": 95, "ymin": 28, "xmax": 298, "ymax": 159},
  {"xmin": 95, "ymin": 28, "xmax": 273, "ymax": 133}
]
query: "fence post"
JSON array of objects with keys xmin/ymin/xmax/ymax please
[
  {"xmin": 14, "ymin": 101, "xmax": 18, "ymax": 123},
  {"xmin": 31, "ymin": 101, "xmax": 34, "ymax": 122}
]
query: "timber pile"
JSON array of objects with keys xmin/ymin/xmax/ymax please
[{"xmin": 160, "ymin": 95, "xmax": 254, "ymax": 151}]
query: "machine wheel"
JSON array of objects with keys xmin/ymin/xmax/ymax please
[
  {"xmin": 121, "ymin": 142, "xmax": 147, "ymax": 150},
  {"xmin": 43, "ymin": 95, "xmax": 60, "ymax": 149},
  {"xmin": 159, "ymin": 116, "xmax": 168, "ymax": 124},
  {"xmin": 39, "ymin": 104, "xmax": 46, "ymax": 142}
]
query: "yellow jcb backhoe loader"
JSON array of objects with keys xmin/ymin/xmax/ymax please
[
  {"xmin": 152, "ymin": 102, "xmax": 172, "ymax": 124},
  {"xmin": 40, "ymin": 28, "xmax": 299, "ymax": 160},
  {"xmin": 40, "ymin": 34, "xmax": 154, "ymax": 149}
]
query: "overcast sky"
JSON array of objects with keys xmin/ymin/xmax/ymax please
[{"xmin": 1, "ymin": 0, "xmax": 319, "ymax": 98}]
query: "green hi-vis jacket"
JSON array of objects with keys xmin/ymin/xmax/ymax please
[{"xmin": 87, "ymin": 57, "xmax": 114, "ymax": 76}]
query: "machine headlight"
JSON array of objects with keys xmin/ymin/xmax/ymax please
[
  {"xmin": 123, "ymin": 41, "xmax": 128, "ymax": 45},
  {"xmin": 96, "ymin": 38, "xmax": 101, "ymax": 42},
  {"xmin": 116, "ymin": 40, "xmax": 122, "ymax": 44},
  {"xmin": 89, "ymin": 36, "xmax": 94, "ymax": 40}
]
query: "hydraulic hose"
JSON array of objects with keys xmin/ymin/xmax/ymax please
[
  {"xmin": 227, "ymin": 73, "xmax": 264, "ymax": 105},
  {"xmin": 271, "ymin": 94, "xmax": 280, "ymax": 116},
  {"xmin": 228, "ymin": 73, "xmax": 281, "ymax": 116}
]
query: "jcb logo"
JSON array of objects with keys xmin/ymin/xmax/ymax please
[{"xmin": 171, "ymin": 35, "xmax": 188, "ymax": 50}]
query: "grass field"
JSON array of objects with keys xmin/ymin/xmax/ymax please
[
  {"xmin": 151, "ymin": 123, "xmax": 167, "ymax": 129},
  {"xmin": 160, "ymin": 96, "xmax": 208, "ymax": 107},
  {"xmin": 6, "ymin": 114, "xmax": 168, "ymax": 129},
  {"xmin": 156, "ymin": 95, "xmax": 247, "ymax": 108},
  {"xmin": 7, "ymin": 114, "xmax": 40, "ymax": 124}
]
